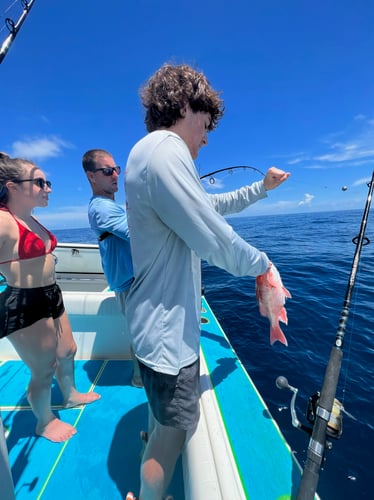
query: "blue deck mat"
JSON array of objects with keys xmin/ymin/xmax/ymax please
[{"xmin": 0, "ymin": 360, "xmax": 184, "ymax": 500}]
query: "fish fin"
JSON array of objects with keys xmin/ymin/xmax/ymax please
[
  {"xmin": 270, "ymin": 324, "xmax": 288, "ymax": 347},
  {"xmin": 279, "ymin": 307, "xmax": 288, "ymax": 325},
  {"xmin": 283, "ymin": 286, "xmax": 292, "ymax": 299}
]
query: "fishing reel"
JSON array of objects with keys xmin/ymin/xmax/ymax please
[
  {"xmin": 306, "ymin": 392, "xmax": 343, "ymax": 439},
  {"xmin": 276, "ymin": 376, "xmax": 344, "ymax": 439}
]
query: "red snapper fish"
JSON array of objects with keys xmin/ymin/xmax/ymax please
[{"xmin": 256, "ymin": 264, "xmax": 292, "ymax": 346}]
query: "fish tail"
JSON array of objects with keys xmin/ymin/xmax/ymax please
[
  {"xmin": 279, "ymin": 307, "xmax": 288, "ymax": 325},
  {"xmin": 270, "ymin": 324, "xmax": 288, "ymax": 347}
]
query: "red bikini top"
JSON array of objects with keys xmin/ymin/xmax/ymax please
[{"xmin": 0, "ymin": 207, "xmax": 57, "ymax": 264}]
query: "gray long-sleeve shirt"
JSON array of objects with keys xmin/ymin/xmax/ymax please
[{"xmin": 125, "ymin": 130, "xmax": 269, "ymax": 375}]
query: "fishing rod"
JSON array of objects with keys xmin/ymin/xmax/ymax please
[
  {"xmin": 0, "ymin": 0, "xmax": 36, "ymax": 64},
  {"xmin": 199, "ymin": 165, "xmax": 265, "ymax": 182},
  {"xmin": 277, "ymin": 170, "xmax": 374, "ymax": 500}
]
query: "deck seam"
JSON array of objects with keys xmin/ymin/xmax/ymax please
[{"xmin": 36, "ymin": 360, "xmax": 107, "ymax": 499}]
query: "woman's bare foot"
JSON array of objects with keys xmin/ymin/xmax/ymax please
[
  {"xmin": 36, "ymin": 417, "xmax": 77, "ymax": 442},
  {"xmin": 64, "ymin": 391, "xmax": 101, "ymax": 408}
]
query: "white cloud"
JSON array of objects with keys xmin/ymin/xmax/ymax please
[
  {"xmin": 11, "ymin": 136, "xmax": 73, "ymax": 161},
  {"xmin": 313, "ymin": 117, "xmax": 374, "ymax": 164},
  {"xmin": 315, "ymin": 145, "xmax": 374, "ymax": 163},
  {"xmin": 287, "ymin": 156, "xmax": 308, "ymax": 165},
  {"xmin": 352, "ymin": 177, "xmax": 371, "ymax": 187},
  {"xmin": 284, "ymin": 116, "xmax": 374, "ymax": 169},
  {"xmin": 347, "ymin": 159, "xmax": 374, "ymax": 166},
  {"xmin": 298, "ymin": 193, "xmax": 315, "ymax": 206},
  {"xmin": 304, "ymin": 164, "xmax": 329, "ymax": 170}
]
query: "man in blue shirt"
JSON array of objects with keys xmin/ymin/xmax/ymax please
[{"xmin": 82, "ymin": 149, "xmax": 142, "ymax": 387}]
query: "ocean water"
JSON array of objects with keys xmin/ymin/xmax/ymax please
[{"xmin": 54, "ymin": 209, "xmax": 373, "ymax": 500}]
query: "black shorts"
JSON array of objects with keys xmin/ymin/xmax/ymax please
[
  {"xmin": 0, "ymin": 283, "xmax": 65, "ymax": 339},
  {"xmin": 139, "ymin": 358, "xmax": 200, "ymax": 431}
]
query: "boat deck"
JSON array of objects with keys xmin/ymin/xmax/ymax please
[
  {"xmin": 1, "ymin": 297, "xmax": 306, "ymax": 499},
  {"xmin": 0, "ymin": 359, "xmax": 183, "ymax": 499}
]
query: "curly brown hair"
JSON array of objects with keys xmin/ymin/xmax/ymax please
[{"xmin": 140, "ymin": 63, "xmax": 224, "ymax": 133}]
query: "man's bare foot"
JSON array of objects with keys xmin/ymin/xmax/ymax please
[
  {"xmin": 36, "ymin": 418, "xmax": 77, "ymax": 442},
  {"xmin": 140, "ymin": 430, "xmax": 148, "ymax": 443},
  {"xmin": 64, "ymin": 391, "xmax": 101, "ymax": 408},
  {"xmin": 132, "ymin": 374, "xmax": 143, "ymax": 388},
  {"xmin": 126, "ymin": 491, "xmax": 173, "ymax": 500},
  {"xmin": 140, "ymin": 430, "xmax": 148, "ymax": 459}
]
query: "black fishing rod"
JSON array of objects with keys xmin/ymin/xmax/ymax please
[
  {"xmin": 199, "ymin": 165, "xmax": 265, "ymax": 182},
  {"xmin": 0, "ymin": 0, "xmax": 36, "ymax": 64},
  {"xmin": 277, "ymin": 170, "xmax": 374, "ymax": 499}
]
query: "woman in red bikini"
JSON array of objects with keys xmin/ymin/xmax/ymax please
[{"xmin": 0, "ymin": 154, "xmax": 100, "ymax": 443}]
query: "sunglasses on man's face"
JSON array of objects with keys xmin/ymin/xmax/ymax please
[
  {"xmin": 12, "ymin": 178, "xmax": 52, "ymax": 189},
  {"xmin": 93, "ymin": 166, "xmax": 121, "ymax": 176}
]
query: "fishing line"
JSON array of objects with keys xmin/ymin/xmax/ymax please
[
  {"xmin": 340, "ymin": 236, "xmax": 373, "ymax": 407},
  {"xmin": 338, "ymin": 267, "xmax": 360, "ymax": 406},
  {"xmin": 0, "ymin": 0, "xmax": 21, "ymax": 32},
  {"xmin": 199, "ymin": 165, "xmax": 350, "ymax": 219},
  {"xmin": 198, "ymin": 164, "xmax": 336, "ymax": 215},
  {"xmin": 0, "ymin": 0, "xmax": 19, "ymax": 18},
  {"xmin": 332, "ymin": 224, "xmax": 370, "ymax": 406},
  {"xmin": 295, "ymin": 170, "xmax": 374, "ymax": 500},
  {"xmin": 0, "ymin": 0, "xmax": 36, "ymax": 64}
]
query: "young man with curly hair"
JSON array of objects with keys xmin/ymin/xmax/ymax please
[{"xmin": 125, "ymin": 63, "xmax": 289, "ymax": 499}]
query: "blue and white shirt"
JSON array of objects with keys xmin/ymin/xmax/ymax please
[{"xmin": 88, "ymin": 196, "xmax": 133, "ymax": 292}]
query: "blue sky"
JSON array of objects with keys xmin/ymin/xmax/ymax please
[{"xmin": 1, "ymin": 0, "xmax": 373, "ymax": 229}]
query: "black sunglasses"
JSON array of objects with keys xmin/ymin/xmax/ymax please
[
  {"xmin": 12, "ymin": 178, "xmax": 52, "ymax": 189},
  {"xmin": 93, "ymin": 166, "xmax": 121, "ymax": 176}
]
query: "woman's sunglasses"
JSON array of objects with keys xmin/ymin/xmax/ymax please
[
  {"xmin": 93, "ymin": 166, "xmax": 121, "ymax": 176},
  {"xmin": 12, "ymin": 178, "xmax": 52, "ymax": 189}
]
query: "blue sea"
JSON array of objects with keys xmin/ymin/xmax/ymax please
[{"xmin": 54, "ymin": 209, "xmax": 373, "ymax": 500}]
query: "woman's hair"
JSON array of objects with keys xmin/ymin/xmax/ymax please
[
  {"xmin": 0, "ymin": 156, "xmax": 35, "ymax": 205},
  {"xmin": 140, "ymin": 63, "xmax": 225, "ymax": 132}
]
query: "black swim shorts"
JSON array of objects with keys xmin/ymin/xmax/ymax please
[
  {"xmin": 0, "ymin": 283, "xmax": 65, "ymax": 339},
  {"xmin": 139, "ymin": 357, "xmax": 200, "ymax": 431}
]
